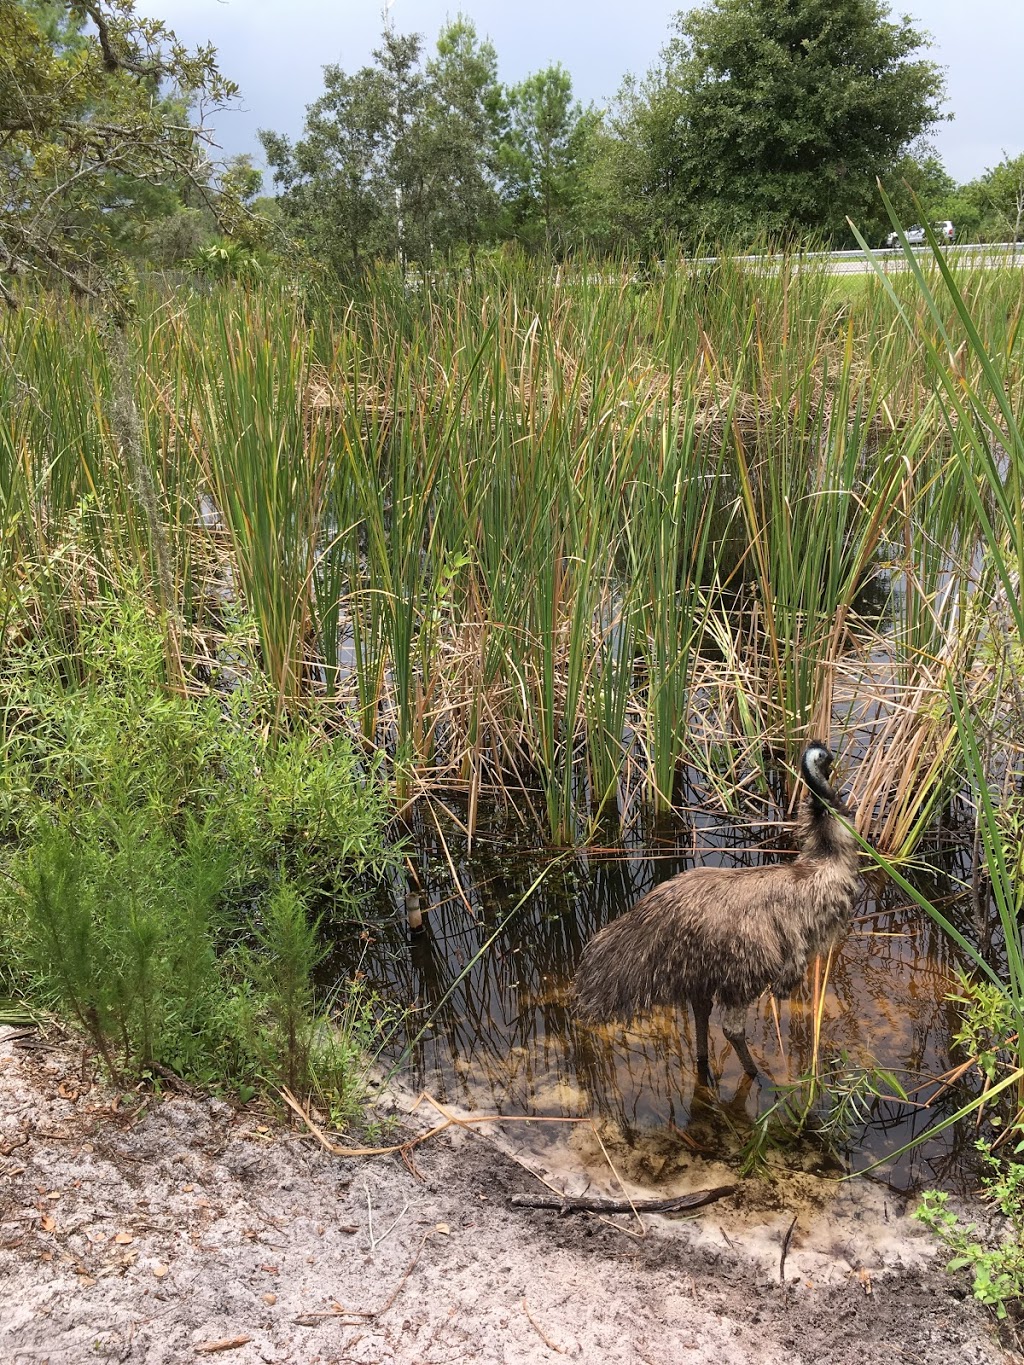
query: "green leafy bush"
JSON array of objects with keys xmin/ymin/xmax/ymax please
[
  {"xmin": 0, "ymin": 597, "xmax": 394, "ymax": 906},
  {"xmin": 10, "ymin": 819, "xmax": 232, "ymax": 1080},
  {"xmin": 0, "ymin": 598, "xmax": 400, "ymax": 1103},
  {"xmin": 241, "ymin": 880, "xmax": 327, "ymax": 1097},
  {"xmin": 913, "ymin": 979, "xmax": 1024, "ymax": 1323},
  {"xmin": 191, "ymin": 240, "xmax": 264, "ymax": 283},
  {"xmin": 740, "ymin": 1053, "xmax": 908, "ymax": 1176},
  {"xmin": 916, "ymin": 1150, "xmax": 1024, "ymax": 1321}
]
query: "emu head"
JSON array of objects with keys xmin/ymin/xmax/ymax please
[{"xmin": 800, "ymin": 739, "xmax": 844, "ymax": 811}]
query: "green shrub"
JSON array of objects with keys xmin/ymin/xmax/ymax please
[
  {"xmin": 0, "ymin": 597, "xmax": 395, "ymax": 907},
  {"xmin": 740, "ymin": 1054, "xmax": 908, "ymax": 1175},
  {"xmin": 913, "ymin": 978, "xmax": 1024, "ymax": 1323},
  {"xmin": 0, "ymin": 598, "xmax": 400, "ymax": 1104},
  {"xmin": 241, "ymin": 879, "xmax": 326, "ymax": 1097},
  {"xmin": 9, "ymin": 819, "xmax": 231, "ymax": 1080},
  {"xmin": 916, "ymin": 1150, "xmax": 1024, "ymax": 1321}
]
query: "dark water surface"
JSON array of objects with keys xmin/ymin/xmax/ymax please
[{"xmin": 335, "ymin": 801, "xmax": 983, "ymax": 1196}]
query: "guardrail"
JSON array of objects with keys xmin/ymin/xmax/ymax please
[
  {"xmin": 404, "ymin": 243, "xmax": 1024, "ymax": 292},
  {"xmin": 685, "ymin": 241, "xmax": 1024, "ymax": 268}
]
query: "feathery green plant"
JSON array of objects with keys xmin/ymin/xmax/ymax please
[{"xmin": 0, "ymin": 596, "xmax": 399, "ymax": 1099}]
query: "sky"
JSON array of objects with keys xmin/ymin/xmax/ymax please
[{"xmin": 151, "ymin": 0, "xmax": 1023, "ymax": 186}]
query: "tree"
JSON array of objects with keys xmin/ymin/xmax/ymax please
[
  {"xmin": 499, "ymin": 65, "xmax": 593, "ymax": 252},
  {"xmin": 879, "ymin": 144, "xmax": 957, "ymax": 244},
  {"xmin": 260, "ymin": 32, "xmax": 416, "ymax": 279},
  {"xmin": 0, "ymin": 0, "xmax": 238, "ymax": 305},
  {"xmin": 942, "ymin": 153, "xmax": 1024, "ymax": 247},
  {"xmin": 979, "ymin": 152, "xmax": 1024, "ymax": 247},
  {"xmin": 576, "ymin": 71, "xmax": 688, "ymax": 255},
  {"xmin": 419, "ymin": 19, "xmax": 502, "ymax": 264},
  {"xmin": 262, "ymin": 19, "xmax": 504, "ymax": 277},
  {"xmin": 261, "ymin": 76, "xmax": 394, "ymax": 278},
  {"xmin": 648, "ymin": 0, "xmax": 946, "ymax": 245}
]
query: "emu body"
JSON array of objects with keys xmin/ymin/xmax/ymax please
[{"xmin": 573, "ymin": 742, "xmax": 859, "ymax": 1080}]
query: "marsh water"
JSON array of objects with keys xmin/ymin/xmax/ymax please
[{"xmin": 334, "ymin": 791, "xmax": 986, "ymax": 1200}]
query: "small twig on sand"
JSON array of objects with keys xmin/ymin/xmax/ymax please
[
  {"xmin": 293, "ymin": 1230, "xmax": 434, "ymax": 1327},
  {"xmin": 279, "ymin": 1087, "xmax": 586, "ymax": 1160},
  {"xmin": 779, "ymin": 1213, "xmax": 799, "ymax": 1283},
  {"xmin": 587, "ymin": 1118, "xmax": 647, "ymax": 1233},
  {"xmin": 194, "ymin": 1337, "xmax": 253, "ymax": 1355},
  {"xmin": 521, "ymin": 1297, "xmax": 568, "ymax": 1354},
  {"xmin": 0, "ymin": 1130, "xmax": 31, "ymax": 1158},
  {"xmin": 364, "ymin": 1182, "xmax": 409, "ymax": 1253}
]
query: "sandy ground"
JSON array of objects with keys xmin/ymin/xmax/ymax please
[{"xmin": 0, "ymin": 1027, "xmax": 1014, "ymax": 1365}]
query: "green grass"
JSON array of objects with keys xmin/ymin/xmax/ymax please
[{"xmin": 7, "ymin": 242, "xmax": 1024, "ymax": 1300}]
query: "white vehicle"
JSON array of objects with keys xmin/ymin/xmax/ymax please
[
  {"xmin": 884, "ymin": 222, "xmax": 955, "ymax": 248},
  {"xmin": 884, "ymin": 225, "xmax": 926, "ymax": 248}
]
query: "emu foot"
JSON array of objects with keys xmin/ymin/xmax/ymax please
[
  {"xmin": 723, "ymin": 1031, "xmax": 767, "ymax": 1082},
  {"xmin": 694, "ymin": 1057, "xmax": 763, "ymax": 1093}
]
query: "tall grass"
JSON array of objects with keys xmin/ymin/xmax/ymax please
[
  {"xmin": 11, "ymin": 247, "xmax": 1024, "ymax": 1223},
  {"xmin": 849, "ymin": 209, "xmax": 1024, "ymax": 1075},
  {"xmin": 4, "ymin": 253, "xmax": 1024, "ymax": 848}
]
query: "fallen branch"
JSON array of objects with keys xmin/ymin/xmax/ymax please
[
  {"xmin": 280, "ymin": 1087, "xmax": 586, "ymax": 1160},
  {"xmin": 509, "ymin": 1185, "xmax": 737, "ymax": 1215}
]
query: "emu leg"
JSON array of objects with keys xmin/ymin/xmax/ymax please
[
  {"xmin": 721, "ymin": 1004, "xmax": 759, "ymax": 1079},
  {"xmin": 691, "ymin": 996, "xmax": 713, "ymax": 1086}
]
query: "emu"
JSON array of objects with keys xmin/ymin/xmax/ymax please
[{"xmin": 573, "ymin": 741, "xmax": 859, "ymax": 1082}]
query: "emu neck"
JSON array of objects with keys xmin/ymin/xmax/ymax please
[{"xmin": 796, "ymin": 795, "xmax": 858, "ymax": 864}]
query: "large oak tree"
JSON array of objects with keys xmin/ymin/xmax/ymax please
[
  {"xmin": 645, "ymin": 0, "xmax": 947, "ymax": 245},
  {"xmin": 261, "ymin": 20, "xmax": 503, "ymax": 278}
]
